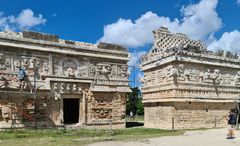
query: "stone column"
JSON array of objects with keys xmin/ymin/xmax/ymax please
[{"xmin": 82, "ymin": 91, "xmax": 87, "ymax": 124}]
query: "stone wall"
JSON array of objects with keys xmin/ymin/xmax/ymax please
[
  {"xmin": 0, "ymin": 91, "xmax": 127, "ymax": 129},
  {"xmin": 141, "ymin": 27, "xmax": 240, "ymax": 129},
  {"xmin": 0, "ymin": 94, "xmax": 56, "ymax": 128},
  {"xmin": 144, "ymin": 102, "xmax": 235, "ymax": 129},
  {"xmin": 0, "ymin": 30, "xmax": 130, "ymax": 129},
  {"xmin": 86, "ymin": 92, "xmax": 126, "ymax": 128}
]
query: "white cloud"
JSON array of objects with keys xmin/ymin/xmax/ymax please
[
  {"xmin": 98, "ymin": 12, "xmax": 179, "ymax": 48},
  {"xmin": 0, "ymin": 9, "xmax": 46, "ymax": 31},
  {"xmin": 98, "ymin": 0, "xmax": 223, "ymax": 69},
  {"xmin": 0, "ymin": 12, "xmax": 9, "ymax": 30},
  {"xmin": 128, "ymin": 51, "xmax": 146, "ymax": 66},
  {"xmin": 15, "ymin": 9, "xmax": 46, "ymax": 29},
  {"xmin": 208, "ymin": 30, "xmax": 240, "ymax": 53},
  {"xmin": 237, "ymin": 0, "xmax": 240, "ymax": 5},
  {"xmin": 98, "ymin": 0, "xmax": 221, "ymax": 48},
  {"xmin": 137, "ymin": 72, "xmax": 144, "ymax": 82},
  {"xmin": 178, "ymin": 0, "xmax": 221, "ymax": 40}
]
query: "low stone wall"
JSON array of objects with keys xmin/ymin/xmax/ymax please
[
  {"xmin": 144, "ymin": 102, "xmax": 235, "ymax": 129},
  {"xmin": 86, "ymin": 92, "xmax": 126, "ymax": 129},
  {"xmin": 86, "ymin": 122, "xmax": 126, "ymax": 129}
]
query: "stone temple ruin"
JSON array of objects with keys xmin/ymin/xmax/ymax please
[
  {"xmin": 141, "ymin": 27, "xmax": 240, "ymax": 129},
  {"xmin": 0, "ymin": 31, "xmax": 130, "ymax": 128}
]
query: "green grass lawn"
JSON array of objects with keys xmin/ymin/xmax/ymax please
[{"xmin": 0, "ymin": 128, "xmax": 184, "ymax": 146}]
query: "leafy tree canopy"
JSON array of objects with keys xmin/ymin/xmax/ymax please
[{"xmin": 126, "ymin": 87, "xmax": 144, "ymax": 116}]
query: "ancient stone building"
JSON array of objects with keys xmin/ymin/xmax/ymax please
[
  {"xmin": 0, "ymin": 31, "xmax": 130, "ymax": 128},
  {"xmin": 141, "ymin": 27, "xmax": 240, "ymax": 129}
]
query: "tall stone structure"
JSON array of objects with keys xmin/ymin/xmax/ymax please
[
  {"xmin": 141, "ymin": 27, "xmax": 240, "ymax": 129},
  {"xmin": 0, "ymin": 31, "xmax": 130, "ymax": 128}
]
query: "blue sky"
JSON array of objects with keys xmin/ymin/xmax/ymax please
[{"xmin": 1, "ymin": 0, "xmax": 240, "ymax": 87}]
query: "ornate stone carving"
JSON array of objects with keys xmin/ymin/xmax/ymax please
[
  {"xmin": 212, "ymin": 69, "xmax": 221, "ymax": 83},
  {"xmin": 63, "ymin": 60, "xmax": 77, "ymax": 77},
  {"xmin": 14, "ymin": 60, "xmax": 21, "ymax": 69},
  {"xmin": 72, "ymin": 84, "xmax": 77, "ymax": 92},
  {"xmin": 60, "ymin": 83, "xmax": 67, "ymax": 93},
  {"xmin": 93, "ymin": 96, "xmax": 113, "ymax": 107},
  {"xmin": 142, "ymin": 62, "xmax": 240, "ymax": 88},
  {"xmin": 5, "ymin": 59, "xmax": 11, "ymax": 67},
  {"xmin": 89, "ymin": 64, "xmax": 95, "ymax": 77},
  {"xmin": 95, "ymin": 63, "xmax": 111, "ymax": 79},
  {"xmin": 21, "ymin": 58, "xmax": 30, "ymax": 70},
  {"xmin": 28, "ymin": 58, "xmax": 35, "ymax": 69},
  {"xmin": 234, "ymin": 71, "xmax": 240, "ymax": 85},
  {"xmin": 99, "ymin": 65, "xmax": 111, "ymax": 75},
  {"xmin": 84, "ymin": 89, "xmax": 93, "ymax": 102},
  {"xmin": 166, "ymin": 65, "xmax": 178, "ymax": 81},
  {"xmin": 91, "ymin": 94, "xmax": 114, "ymax": 121},
  {"xmin": 138, "ymin": 27, "xmax": 209, "ymax": 65},
  {"xmin": 0, "ymin": 30, "xmax": 129, "ymax": 129},
  {"xmin": 78, "ymin": 66, "xmax": 88, "ymax": 77},
  {"xmin": 1, "ymin": 106, "xmax": 11, "ymax": 122},
  {"xmin": 66, "ymin": 68, "xmax": 75, "ymax": 77},
  {"xmin": 0, "ymin": 73, "xmax": 19, "ymax": 89},
  {"xmin": 202, "ymin": 69, "xmax": 211, "ymax": 83},
  {"xmin": 93, "ymin": 109, "xmax": 112, "ymax": 120},
  {"xmin": 202, "ymin": 69, "xmax": 221, "ymax": 83},
  {"xmin": 178, "ymin": 64, "xmax": 186, "ymax": 81},
  {"xmin": 42, "ymin": 63, "xmax": 49, "ymax": 75},
  {"xmin": 53, "ymin": 82, "xmax": 60, "ymax": 100},
  {"xmin": 52, "ymin": 82, "xmax": 83, "ymax": 100},
  {"xmin": 221, "ymin": 73, "xmax": 233, "ymax": 85},
  {"xmin": 0, "ymin": 53, "xmax": 6, "ymax": 70},
  {"xmin": 118, "ymin": 65, "xmax": 128, "ymax": 79},
  {"xmin": 109, "ymin": 65, "xmax": 117, "ymax": 78},
  {"xmin": 141, "ymin": 27, "xmax": 240, "ymax": 129}
]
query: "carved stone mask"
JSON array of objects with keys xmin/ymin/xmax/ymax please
[
  {"xmin": 22, "ymin": 59, "xmax": 30, "ymax": 68},
  {"xmin": 1, "ymin": 107, "xmax": 10, "ymax": 119},
  {"xmin": 5, "ymin": 59, "xmax": 11, "ymax": 67},
  {"xmin": 179, "ymin": 64, "xmax": 184, "ymax": 70},
  {"xmin": 214, "ymin": 69, "xmax": 220, "ymax": 74},
  {"xmin": 15, "ymin": 60, "xmax": 21, "ymax": 68}
]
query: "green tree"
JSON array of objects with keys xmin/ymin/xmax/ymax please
[
  {"xmin": 126, "ymin": 87, "xmax": 144, "ymax": 116},
  {"xmin": 136, "ymin": 97, "xmax": 144, "ymax": 115}
]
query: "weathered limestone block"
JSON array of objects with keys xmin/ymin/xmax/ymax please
[
  {"xmin": 144, "ymin": 102, "xmax": 234, "ymax": 129},
  {"xmin": 88, "ymin": 92, "xmax": 126, "ymax": 128}
]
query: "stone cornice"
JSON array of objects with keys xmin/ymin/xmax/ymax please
[
  {"xmin": 141, "ymin": 51, "xmax": 240, "ymax": 71},
  {"xmin": 142, "ymin": 83, "xmax": 240, "ymax": 93},
  {"xmin": 0, "ymin": 35, "xmax": 129, "ymax": 61},
  {"xmin": 143, "ymin": 97, "xmax": 240, "ymax": 103}
]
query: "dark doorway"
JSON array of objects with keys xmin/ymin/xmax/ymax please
[{"xmin": 63, "ymin": 98, "xmax": 79, "ymax": 124}]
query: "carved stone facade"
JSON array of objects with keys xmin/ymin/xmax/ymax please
[
  {"xmin": 0, "ymin": 31, "xmax": 130, "ymax": 128},
  {"xmin": 141, "ymin": 27, "xmax": 240, "ymax": 129}
]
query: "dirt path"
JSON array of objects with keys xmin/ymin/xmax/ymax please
[{"xmin": 87, "ymin": 128, "xmax": 240, "ymax": 146}]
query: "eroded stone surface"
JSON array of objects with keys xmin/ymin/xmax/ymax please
[
  {"xmin": 0, "ymin": 31, "xmax": 130, "ymax": 128},
  {"xmin": 141, "ymin": 27, "xmax": 240, "ymax": 129}
]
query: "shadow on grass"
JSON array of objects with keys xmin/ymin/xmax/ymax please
[{"xmin": 126, "ymin": 122, "xmax": 144, "ymax": 128}]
